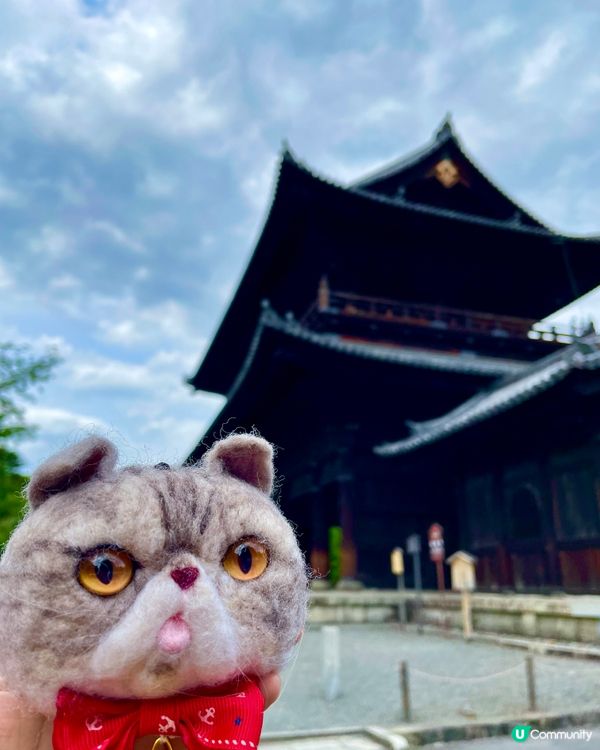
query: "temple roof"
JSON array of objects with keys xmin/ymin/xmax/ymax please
[
  {"xmin": 374, "ymin": 337, "xmax": 600, "ymax": 456},
  {"xmin": 353, "ymin": 115, "xmax": 546, "ymax": 228},
  {"xmin": 190, "ymin": 121, "xmax": 600, "ymax": 396},
  {"xmin": 188, "ymin": 303, "xmax": 511, "ymax": 462},
  {"xmin": 237, "ymin": 303, "xmax": 528, "ymax": 385}
]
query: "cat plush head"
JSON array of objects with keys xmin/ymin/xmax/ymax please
[{"xmin": 0, "ymin": 434, "xmax": 308, "ymax": 713}]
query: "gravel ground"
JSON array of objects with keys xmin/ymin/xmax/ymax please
[{"xmin": 262, "ymin": 624, "xmax": 600, "ymax": 732}]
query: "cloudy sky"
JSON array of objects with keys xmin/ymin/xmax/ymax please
[{"xmin": 1, "ymin": 0, "xmax": 600, "ymax": 472}]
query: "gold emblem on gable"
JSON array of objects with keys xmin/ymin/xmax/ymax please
[{"xmin": 433, "ymin": 158, "xmax": 460, "ymax": 188}]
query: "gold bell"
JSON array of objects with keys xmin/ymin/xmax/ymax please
[{"xmin": 152, "ymin": 738, "xmax": 174, "ymax": 750}]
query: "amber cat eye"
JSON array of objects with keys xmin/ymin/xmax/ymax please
[
  {"xmin": 78, "ymin": 547, "xmax": 135, "ymax": 596},
  {"xmin": 222, "ymin": 540, "xmax": 269, "ymax": 581}
]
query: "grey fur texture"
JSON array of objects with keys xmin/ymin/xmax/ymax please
[{"xmin": 0, "ymin": 434, "xmax": 308, "ymax": 714}]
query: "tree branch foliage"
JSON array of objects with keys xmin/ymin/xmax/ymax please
[{"xmin": 0, "ymin": 343, "xmax": 61, "ymax": 545}]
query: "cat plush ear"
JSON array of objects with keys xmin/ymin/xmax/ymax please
[
  {"xmin": 27, "ymin": 436, "xmax": 118, "ymax": 509},
  {"xmin": 203, "ymin": 434, "xmax": 274, "ymax": 495}
]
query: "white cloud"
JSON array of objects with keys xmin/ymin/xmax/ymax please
[
  {"xmin": 543, "ymin": 286, "xmax": 600, "ymax": 332},
  {"xmin": 33, "ymin": 334, "xmax": 73, "ymax": 358},
  {"xmin": 24, "ymin": 405, "xmax": 109, "ymax": 434},
  {"xmin": 29, "ymin": 225, "xmax": 72, "ymax": 259},
  {"xmin": 87, "ymin": 219, "xmax": 145, "ymax": 254},
  {"xmin": 0, "ymin": 2, "xmax": 231, "ymax": 151},
  {"xmin": 66, "ymin": 347, "xmax": 200, "ymax": 392},
  {"xmin": 280, "ymin": 0, "xmax": 333, "ymax": 22},
  {"xmin": 0, "ymin": 259, "xmax": 13, "ymax": 289},
  {"xmin": 463, "ymin": 16, "xmax": 515, "ymax": 52},
  {"xmin": 138, "ymin": 170, "xmax": 178, "ymax": 198},
  {"xmin": 0, "ymin": 44, "xmax": 49, "ymax": 91},
  {"xmin": 94, "ymin": 296, "xmax": 206, "ymax": 348},
  {"xmin": 240, "ymin": 154, "xmax": 278, "ymax": 212},
  {"xmin": 101, "ymin": 61, "xmax": 142, "ymax": 92},
  {"xmin": 137, "ymin": 411, "xmax": 225, "ymax": 465},
  {"xmin": 0, "ymin": 175, "xmax": 23, "ymax": 206},
  {"xmin": 356, "ymin": 98, "xmax": 407, "ymax": 128},
  {"xmin": 133, "ymin": 266, "xmax": 150, "ymax": 281},
  {"xmin": 68, "ymin": 357, "xmax": 151, "ymax": 390},
  {"xmin": 161, "ymin": 77, "xmax": 229, "ymax": 136},
  {"xmin": 48, "ymin": 273, "xmax": 81, "ymax": 290},
  {"xmin": 516, "ymin": 31, "xmax": 567, "ymax": 95}
]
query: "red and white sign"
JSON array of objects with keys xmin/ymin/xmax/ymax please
[{"xmin": 428, "ymin": 523, "xmax": 445, "ymax": 562}]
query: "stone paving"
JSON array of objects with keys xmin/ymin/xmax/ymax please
[
  {"xmin": 426, "ymin": 726, "xmax": 599, "ymax": 748},
  {"xmin": 263, "ymin": 735, "xmax": 383, "ymax": 750},
  {"xmin": 262, "ymin": 624, "xmax": 600, "ymax": 733}
]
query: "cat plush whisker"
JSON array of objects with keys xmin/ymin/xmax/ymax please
[{"xmin": 0, "ymin": 587, "xmax": 100, "ymax": 618}]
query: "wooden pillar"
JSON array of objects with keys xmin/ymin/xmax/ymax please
[
  {"xmin": 339, "ymin": 478, "xmax": 358, "ymax": 579},
  {"xmin": 496, "ymin": 544, "xmax": 512, "ymax": 588},
  {"xmin": 495, "ymin": 468, "xmax": 513, "ymax": 588},
  {"xmin": 318, "ymin": 275, "xmax": 330, "ymax": 311},
  {"xmin": 541, "ymin": 459, "xmax": 561, "ymax": 588},
  {"xmin": 310, "ymin": 491, "xmax": 329, "ymax": 578}
]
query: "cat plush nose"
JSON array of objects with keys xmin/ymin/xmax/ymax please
[{"xmin": 170, "ymin": 567, "xmax": 199, "ymax": 590}]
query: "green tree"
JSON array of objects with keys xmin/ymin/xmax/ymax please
[{"xmin": 0, "ymin": 343, "xmax": 60, "ymax": 546}]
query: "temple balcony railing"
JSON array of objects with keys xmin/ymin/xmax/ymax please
[{"xmin": 301, "ymin": 278, "xmax": 579, "ymax": 345}]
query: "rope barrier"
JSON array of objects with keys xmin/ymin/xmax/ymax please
[
  {"xmin": 409, "ymin": 661, "xmax": 526, "ymax": 683},
  {"xmin": 537, "ymin": 658, "xmax": 600, "ymax": 673}
]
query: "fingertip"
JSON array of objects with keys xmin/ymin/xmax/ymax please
[{"xmin": 259, "ymin": 672, "xmax": 281, "ymax": 710}]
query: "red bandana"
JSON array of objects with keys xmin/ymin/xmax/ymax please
[{"xmin": 53, "ymin": 677, "xmax": 264, "ymax": 750}]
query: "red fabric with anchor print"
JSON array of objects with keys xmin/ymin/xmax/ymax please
[{"xmin": 52, "ymin": 676, "xmax": 264, "ymax": 750}]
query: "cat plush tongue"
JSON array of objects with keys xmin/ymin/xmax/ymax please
[{"xmin": 157, "ymin": 614, "xmax": 191, "ymax": 655}]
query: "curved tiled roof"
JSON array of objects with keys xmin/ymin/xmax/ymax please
[
  {"xmin": 224, "ymin": 301, "xmax": 528, "ymax": 401},
  {"xmin": 374, "ymin": 338, "xmax": 600, "ymax": 456},
  {"xmin": 258, "ymin": 304, "xmax": 528, "ymax": 377},
  {"xmin": 351, "ymin": 115, "xmax": 551, "ymax": 232},
  {"xmin": 191, "ymin": 132, "xmax": 600, "ymax": 396},
  {"xmin": 284, "ymin": 146, "xmax": 586, "ymax": 240}
]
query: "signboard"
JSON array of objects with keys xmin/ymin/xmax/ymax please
[
  {"xmin": 447, "ymin": 551, "xmax": 477, "ymax": 592},
  {"xmin": 406, "ymin": 533, "xmax": 421, "ymax": 554},
  {"xmin": 406, "ymin": 533, "xmax": 422, "ymax": 591},
  {"xmin": 390, "ymin": 547, "xmax": 404, "ymax": 576},
  {"xmin": 428, "ymin": 523, "xmax": 445, "ymax": 562}
]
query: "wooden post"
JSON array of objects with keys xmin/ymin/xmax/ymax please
[
  {"xmin": 322, "ymin": 626, "xmax": 341, "ymax": 701},
  {"xmin": 399, "ymin": 660, "xmax": 411, "ymax": 722},
  {"xmin": 461, "ymin": 590, "xmax": 473, "ymax": 640},
  {"xmin": 391, "ymin": 548, "xmax": 407, "ymax": 624},
  {"xmin": 397, "ymin": 571, "xmax": 407, "ymax": 624},
  {"xmin": 525, "ymin": 654, "xmax": 537, "ymax": 712},
  {"xmin": 436, "ymin": 559, "xmax": 445, "ymax": 591}
]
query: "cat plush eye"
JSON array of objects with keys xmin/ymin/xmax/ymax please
[
  {"xmin": 222, "ymin": 540, "xmax": 269, "ymax": 581},
  {"xmin": 77, "ymin": 547, "xmax": 135, "ymax": 596}
]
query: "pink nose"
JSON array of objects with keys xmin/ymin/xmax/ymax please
[{"xmin": 171, "ymin": 567, "xmax": 199, "ymax": 590}]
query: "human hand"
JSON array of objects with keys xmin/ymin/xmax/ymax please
[
  {"xmin": 0, "ymin": 673, "xmax": 281, "ymax": 750},
  {"xmin": 0, "ymin": 681, "xmax": 52, "ymax": 749}
]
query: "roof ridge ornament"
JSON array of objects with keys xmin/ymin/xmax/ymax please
[{"xmin": 434, "ymin": 113, "xmax": 455, "ymax": 142}]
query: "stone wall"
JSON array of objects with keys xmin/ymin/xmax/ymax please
[
  {"xmin": 309, "ymin": 589, "xmax": 600, "ymax": 643},
  {"xmin": 310, "ymin": 589, "xmax": 400, "ymax": 624}
]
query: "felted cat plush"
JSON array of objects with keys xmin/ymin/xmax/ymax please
[{"xmin": 0, "ymin": 433, "xmax": 308, "ymax": 750}]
